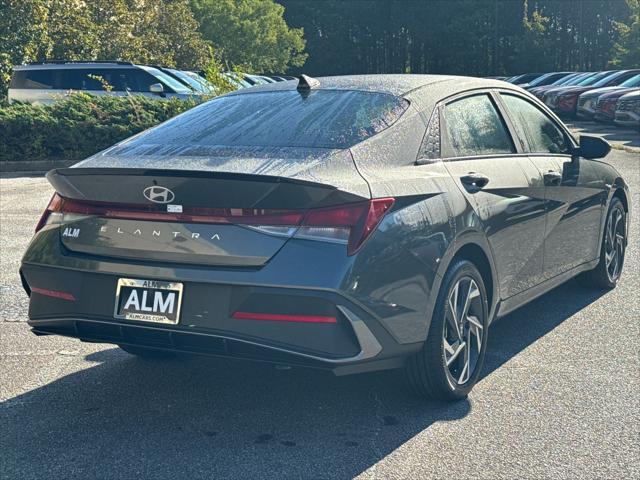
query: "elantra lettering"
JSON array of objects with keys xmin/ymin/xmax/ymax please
[{"xmin": 95, "ymin": 225, "xmax": 222, "ymax": 241}]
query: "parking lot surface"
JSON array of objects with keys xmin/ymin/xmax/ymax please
[
  {"xmin": 1, "ymin": 149, "xmax": 639, "ymax": 480},
  {"xmin": 566, "ymin": 120, "xmax": 640, "ymax": 151}
]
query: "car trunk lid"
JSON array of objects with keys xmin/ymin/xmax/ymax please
[{"xmin": 46, "ymin": 152, "xmax": 370, "ymax": 266}]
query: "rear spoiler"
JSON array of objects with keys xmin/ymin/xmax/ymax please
[{"xmin": 46, "ymin": 168, "xmax": 367, "ymax": 209}]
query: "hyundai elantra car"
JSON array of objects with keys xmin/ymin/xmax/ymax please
[{"xmin": 21, "ymin": 74, "xmax": 630, "ymax": 401}]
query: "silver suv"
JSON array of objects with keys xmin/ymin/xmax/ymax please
[{"xmin": 8, "ymin": 61, "xmax": 196, "ymax": 104}]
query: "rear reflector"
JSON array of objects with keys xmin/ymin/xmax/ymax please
[
  {"xmin": 31, "ymin": 286, "xmax": 76, "ymax": 301},
  {"xmin": 38, "ymin": 194, "xmax": 395, "ymax": 255},
  {"xmin": 232, "ymin": 311, "xmax": 337, "ymax": 324}
]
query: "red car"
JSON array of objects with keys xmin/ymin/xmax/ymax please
[
  {"xmin": 546, "ymin": 70, "xmax": 638, "ymax": 117},
  {"xmin": 593, "ymin": 75, "xmax": 640, "ymax": 122}
]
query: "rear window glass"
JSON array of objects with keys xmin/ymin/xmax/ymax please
[
  {"xmin": 125, "ymin": 90, "xmax": 409, "ymax": 149},
  {"xmin": 443, "ymin": 94, "xmax": 514, "ymax": 157}
]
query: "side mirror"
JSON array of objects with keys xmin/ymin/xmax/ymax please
[
  {"xmin": 149, "ymin": 83, "xmax": 164, "ymax": 94},
  {"xmin": 574, "ymin": 134, "xmax": 611, "ymax": 160}
]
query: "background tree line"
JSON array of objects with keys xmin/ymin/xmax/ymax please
[
  {"xmin": 1, "ymin": 0, "xmax": 639, "ymax": 100},
  {"xmin": 278, "ymin": 0, "xmax": 639, "ymax": 76}
]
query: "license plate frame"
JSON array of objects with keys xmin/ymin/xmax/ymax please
[{"xmin": 114, "ymin": 278, "xmax": 183, "ymax": 325}]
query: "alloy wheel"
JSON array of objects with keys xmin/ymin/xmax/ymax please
[
  {"xmin": 605, "ymin": 207, "xmax": 625, "ymax": 282},
  {"xmin": 443, "ymin": 276, "xmax": 484, "ymax": 386}
]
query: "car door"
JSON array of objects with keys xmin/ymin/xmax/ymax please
[
  {"xmin": 440, "ymin": 92, "xmax": 547, "ymax": 300},
  {"xmin": 498, "ymin": 92, "xmax": 606, "ymax": 280}
]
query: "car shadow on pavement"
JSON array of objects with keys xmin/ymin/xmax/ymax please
[
  {"xmin": 598, "ymin": 129, "xmax": 640, "ymax": 149},
  {"xmin": 567, "ymin": 121, "xmax": 640, "ymax": 149},
  {"xmin": 1, "ymin": 279, "xmax": 605, "ymax": 479}
]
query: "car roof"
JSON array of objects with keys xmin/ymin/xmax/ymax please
[
  {"xmin": 14, "ymin": 62, "xmax": 139, "ymax": 70},
  {"xmin": 619, "ymin": 90, "xmax": 640, "ymax": 99},
  {"xmin": 226, "ymin": 74, "xmax": 511, "ymax": 97}
]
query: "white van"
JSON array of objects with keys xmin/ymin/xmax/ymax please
[{"xmin": 8, "ymin": 61, "xmax": 197, "ymax": 104}]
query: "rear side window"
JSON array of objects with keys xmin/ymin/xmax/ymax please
[
  {"xmin": 59, "ymin": 69, "xmax": 104, "ymax": 90},
  {"xmin": 122, "ymin": 90, "xmax": 410, "ymax": 149},
  {"xmin": 9, "ymin": 67, "xmax": 157, "ymax": 92},
  {"xmin": 10, "ymin": 70, "xmax": 56, "ymax": 89},
  {"xmin": 89, "ymin": 69, "xmax": 161, "ymax": 92},
  {"xmin": 442, "ymin": 94, "xmax": 514, "ymax": 157},
  {"xmin": 501, "ymin": 94, "xmax": 570, "ymax": 154}
]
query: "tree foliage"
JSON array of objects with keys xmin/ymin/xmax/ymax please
[
  {"xmin": 190, "ymin": 0, "xmax": 307, "ymax": 72},
  {"xmin": 0, "ymin": 93, "xmax": 198, "ymax": 161},
  {"xmin": 277, "ymin": 0, "xmax": 638, "ymax": 76},
  {"xmin": 611, "ymin": 0, "xmax": 640, "ymax": 67}
]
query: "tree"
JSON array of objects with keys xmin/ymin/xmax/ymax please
[
  {"xmin": 611, "ymin": 0, "xmax": 640, "ymax": 67},
  {"xmin": 190, "ymin": 0, "xmax": 307, "ymax": 72}
]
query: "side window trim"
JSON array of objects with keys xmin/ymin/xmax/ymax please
[
  {"xmin": 490, "ymin": 90, "xmax": 528, "ymax": 154},
  {"xmin": 440, "ymin": 91, "xmax": 517, "ymax": 160}
]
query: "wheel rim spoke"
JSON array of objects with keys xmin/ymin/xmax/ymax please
[
  {"xmin": 443, "ymin": 276, "xmax": 484, "ymax": 386},
  {"xmin": 448, "ymin": 282, "xmax": 462, "ymax": 340},
  {"xmin": 605, "ymin": 208, "xmax": 625, "ymax": 281},
  {"xmin": 445, "ymin": 340, "xmax": 465, "ymax": 367},
  {"xmin": 458, "ymin": 328, "xmax": 471, "ymax": 384},
  {"xmin": 471, "ymin": 324, "xmax": 482, "ymax": 351}
]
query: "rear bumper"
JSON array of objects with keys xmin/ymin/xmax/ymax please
[{"xmin": 20, "ymin": 260, "xmax": 420, "ymax": 375}]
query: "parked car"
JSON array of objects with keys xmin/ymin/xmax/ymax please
[
  {"xmin": 155, "ymin": 67, "xmax": 216, "ymax": 95},
  {"xmin": 8, "ymin": 61, "xmax": 196, "ymax": 104},
  {"xmin": 20, "ymin": 74, "xmax": 628, "ymax": 401},
  {"xmin": 529, "ymin": 72, "xmax": 593, "ymax": 99},
  {"xmin": 222, "ymin": 72, "xmax": 252, "ymax": 89},
  {"xmin": 520, "ymin": 71, "xmax": 573, "ymax": 90},
  {"xmin": 184, "ymin": 71, "xmax": 219, "ymax": 92},
  {"xmin": 545, "ymin": 70, "xmax": 639, "ymax": 117},
  {"xmin": 614, "ymin": 90, "xmax": 640, "ymax": 129},
  {"xmin": 579, "ymin": 74, "xmax": 640, "ymax": 121},
  {"xmin": 506, "ymin": 73, "xmax": 543, "ymax": 85}
]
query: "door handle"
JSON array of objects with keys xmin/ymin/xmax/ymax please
[
  {"xmin": 543, "ymin": 170, "xmax": 563, "ymax": 186},
  {"xmin": 460, "ymin": 172, "xmax": 490, "ymax": 189}
]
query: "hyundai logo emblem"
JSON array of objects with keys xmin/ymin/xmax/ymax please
[{"xmin": 143, "ymin": 186, "xmax": 175, "ymax": 204}]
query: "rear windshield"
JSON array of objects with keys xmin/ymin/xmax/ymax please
[
  {"xmin": 125, "ymin": 90, "xmax": 410, "ymax": 149},
  {"xmin": 620, "ymin": 74, "xmax": 640, "ymax": 87}
]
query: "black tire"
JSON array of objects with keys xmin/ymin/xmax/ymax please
[
  {"xmin": 405, "ymin": 259, "xmax": 489, "ymax": 401},
  {"xmin": 118, "ymin": 344, "xmax": 176, "ymax": 359},
  {"xmin": 577, "ymin": 197, "xmax": 626, "ymax": 290}
]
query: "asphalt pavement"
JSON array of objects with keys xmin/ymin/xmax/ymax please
[{"xmin": 1, "ymin": 149, "xmax": 639, "ymax": 480}]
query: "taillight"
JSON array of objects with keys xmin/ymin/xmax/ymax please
[
  {"xmin": 35, "ymin": 193, "xmax": 93, "ymax": 233},
  {"xmin": 558, "ymin": 94, "xmax": 578, "ymax": 110},
  {"xmin": 37, "ymin": 194, "xmax": 395, "ymax": 255},
  {"xmin": 35, "ymin": 194, "xmax": 62, "ymax": 232},
  {"xmin": 232, "ymin": 311, "xmax": 337, "ymax": 323},
  {"xmin": 602, "ymin": 100, "xmax": 616, "ymax": 115},
  {"xmin": 295, "ymin": 198, "xmax": 394, "ymax": 254}
]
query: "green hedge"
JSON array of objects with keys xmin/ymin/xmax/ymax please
[{"xmin": 0, "ymin": 93, "xmax": 200, "ymax": 162}]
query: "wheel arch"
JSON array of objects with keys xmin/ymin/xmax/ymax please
[
  {"xmin": 603, "ymin": 179, "xmax": 630, "ymax": 250},
  {"xmin": 612, "ymin": 185, "xmax": 629, "ymax": 213},
  {"xmin": 436, "ymin": 231, "xmax": 499, "ymax": 323}
]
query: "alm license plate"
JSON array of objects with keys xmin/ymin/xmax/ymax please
[{"xmin": 114, "ymin": 278, "xmax": 183, "ymax": 325}]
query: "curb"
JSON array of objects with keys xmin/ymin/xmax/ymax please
[{"xmin": 1, "ymin": 160, "xmax": 77, "ymax": 174}]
